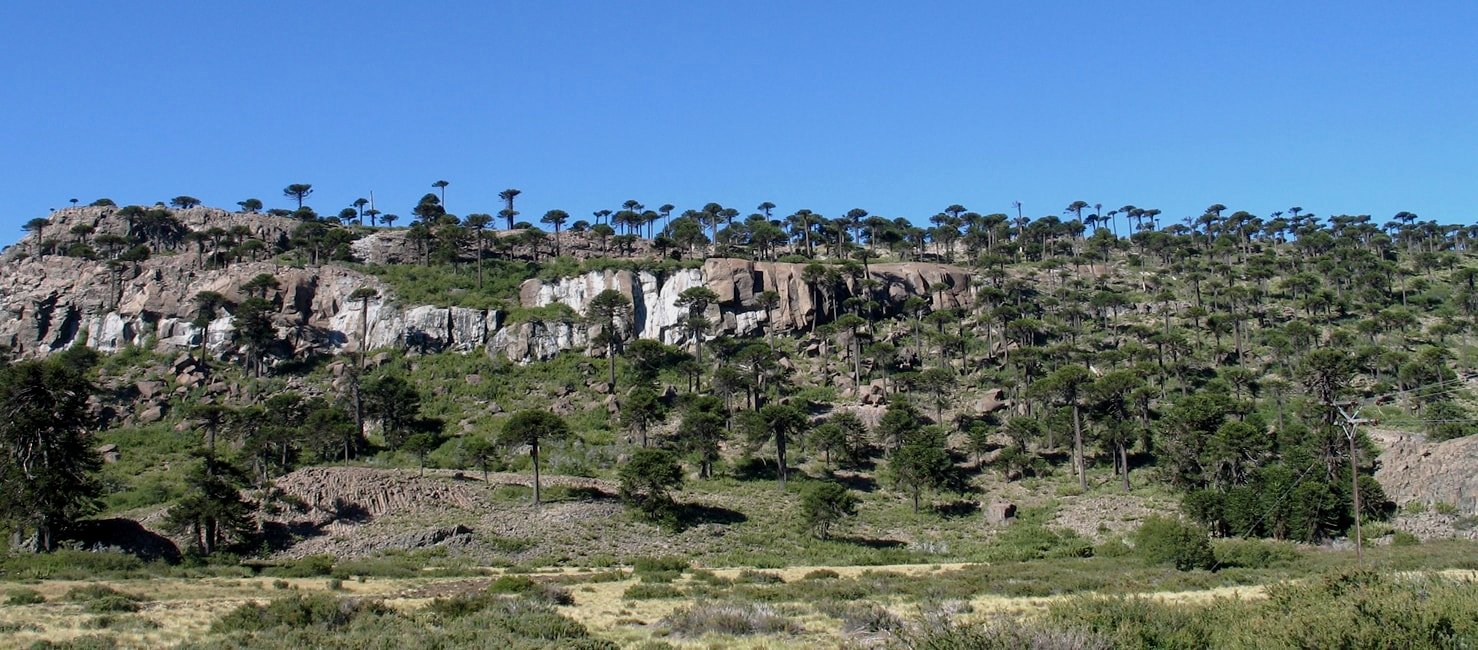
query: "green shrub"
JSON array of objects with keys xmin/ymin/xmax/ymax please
[
  {"xmin": 265, "ymin": 555, "xmax": 335, "ymax": 578},
  {"xmin": 831, "ymin": 602, "xmax": 903, "ymax": 636},
  {"xmin": 27, "ymin": 634, "xmax": 122, "ymax": 650},
  {"xmin": 1213, "ymin": 539, "xmax": 1299, "ymax": 569},
  {"xmin": 1433, "ymin": 502, "xmax": 1459, "ymax": 516},
  {"xmin": 660, "ymin": 601, "xmax": 800, "ymax": 637},
  {"xmin": 6, "ymin": 588, "xmax": 44, "ymax": 605},
  {"xmin": 1051, "ymin": 571, "xmax": 1478, "ymax": 648},
  {"xmin": 1391, "ymin": 531, "xmax": 1421, "ymax": 547},
  {"xmin": 801, "ymin": 569, "xmax": 841, "ymax": 581},
  {"xmin": 65, "ymin": 585, "xmax": 147, "ymax": 605},
  {"xmin": 1094, "ymin": 538, "xmax": 1132, "ymax": 558},
  {"xmin": 0, "ymin": 550, "xmax": 146, "ymax": 580},
  {"xmin": 632, "ymin": 556, "xmax": 690, "ymax": 574},
  {"xmin": 212, "ymin": 593, "xmax": 389, "ymax": 633},
  {"xmin": 487, "ymin": 575, "xmax": 538, "ymax": 594},
  {"xmin": 1134, "ymin": 516, "xmax": 1215, "ymax": 571},
  {"xmin": 638, "ymin": 570, "xmax": 682, "ymax": 584},
  {"xmin": 735, "ymin": 570, "xmax": 784, "ymax": 585},
  {"xmin": 623, "ymin": 583, "xmax": 683, "ymax": 600}
]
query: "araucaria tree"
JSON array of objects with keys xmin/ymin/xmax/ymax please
[
  {"xmin": 0, "ymin": 353, "xmax": 103, "ymax": 551},
  {"xmin": 587, "ymin": 289, "xmax": 633, "ymax": 387},
  {"xmin": 675, "ymin": 286, "xmax": 719, "ymax": 366},
  {"xmin": 800, "ymin": 481, "xmax": 859, "ymax": 539},
  {"xmin": 498, "ymin": 409, "xmax": 572, "ymax": 505},
  {"xmin": 282, "ymin": 183, "xmax": 313, "ymax": 209},
  {"xmin": 618, "ymin": 448, "xmax": 685, "ymax": 526}
]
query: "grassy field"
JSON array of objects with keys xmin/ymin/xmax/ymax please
[{"xmin": 3, "ymin": 541, "xmax": 1475, "ymax": 649}]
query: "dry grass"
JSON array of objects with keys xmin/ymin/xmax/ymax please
[{"xmin": 4, "ymin": 566, "xmax": 1475, "ymax": 649}]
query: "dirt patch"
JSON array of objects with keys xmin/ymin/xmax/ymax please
[{"xmin": 1052, "ymin": 494, "xmax": 1173, "ymax": 539}]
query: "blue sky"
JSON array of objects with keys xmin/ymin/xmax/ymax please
[{"xmin": 2, "ymin": 1, "xmax": 1475, "ymax": 242}]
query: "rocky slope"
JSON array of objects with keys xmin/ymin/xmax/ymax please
[
  {"xmin": 1, "ymin": 208, "xmax": 974, "ymax": 364},
  {"xmin": 1372, "ymin": 428, "xmax": 1478, "ymax": 516}
]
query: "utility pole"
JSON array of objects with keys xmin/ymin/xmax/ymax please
[{"xmin": 1337, "ymin": 405, "xmax": 1369, "ymax": 566}]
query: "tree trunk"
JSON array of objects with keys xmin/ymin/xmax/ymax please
[
  {"xmin": 775, "ymin": 433, "xmax": 788, "ymax": 489},
  {"xmin": 1073, "ymin": 404, "xmax": 1087, "ymax": 491},
  {"xmin": 532, "ymin": 444, "xmax": 542, "ymax": 505},
  {"xmin": 1119, "ymin": 442, "xmax": 1130, "ymax": 492},
  {"xmin": 608, "ymin": 345, "xmax": 617, "ymax": 388}
]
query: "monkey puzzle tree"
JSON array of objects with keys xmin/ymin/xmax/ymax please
[
  {"xmin": 192, "ymin": 291, "xmax": 228, "ymax": 365},
  {"xmin": 170, "ymin": 195, "xmax": 202, "ymax": 209},
  {"xmin": 541, "ymin": 209, "xmax": 570, "ymax": 255},
  {"xmin": 675, "ymin": 286, "xmax": 719, "ymax": 367},
  {"xmin": 800, "ymin": 481, "xmax": 859, "ymax": 539},
  {"xmin": 745, "ymin": 403, "xmax": 808, "ymax": 489},
  {"xmin": 620, "ymin": 385, "xmax": 665, "ymax": 448},
  {"xmin": 464, "ymin": 213, "xmax": 493, "ymax": 288},
  {"xmin": 497, "ymin": 409, "xmax": 572, "ymax": 505},
  {"xmin": 1030, "ymin": 364, "xmax": 1094, "ymax": 492},
  {"xmin": 0, "ymin": 356, "xmax": 102, "ymax": 551},
  {"xmin": 282, "ymin": 183, "xmax": 313, "ymax": 209},
  {"xmin": 887, "ymin": 426, "xmax": 957, "ymax": 513},
  {"xmin": 618, "ymin": 448, "xmax": 685, "ymax": 526},
  {"xmin": 587, "ymin": 288, "xmax": 633, "ymax": 387},
  {"xmin": 498, "ymin": 188, "xmax": 522, "ymax": 230}
]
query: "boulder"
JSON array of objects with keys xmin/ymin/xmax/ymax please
[
  {"xmin": 138, "ymin": 405, "xmax": 165, "ymax": 424},
  {"xmin": 134, "ymin": 380, "xmax": 165, "ymax": 400},
  {"xmin": 985, "ymin": 501, "xmax": 1017, "ymax": 524}
]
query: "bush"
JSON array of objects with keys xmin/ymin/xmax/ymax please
[
  {"xmin": 638, "ymin": 570, "xmax": 682, "ymax": 584},
  {"xmin": 1391, "ymin": 531, "xmax": 1421, "ymax": 547},
  {"xmin": 801, "ymin": 569, "xmax": 840, "ymax": 581},
  {"xmin": 660, "ymin": 601, "xmax": 800, "ymax": 637},
  {"xmin": 892, "ymin": 616, "xmax": 1108, "ymax": 649},
  {"xmin": 734, "ymin": 570, "xmax": 784, "ymax": 585},
  {"xmin": 484, "ymin": 576, "xmax": 573, "ymax": 605},
  {"xmin": 212, "ymin": 593, "xmax": 389, "ymax": 633},
  {"xmin": 1134, "ymin": 516, "xmax": 1215, "ymax": 571},
  {"xmin": 623, "ymin": 584, "xmax": 683, "ymax": 600},
  {"xmin": 6, "ymin": 588, "xmax": 44, "ymax": 605},
  {"xmin": 64, "ymin": 585, "xmax": 147, "ymax": 606},
  {"xmin": 1212, "ymin": 539, "xmax": 1299, "ymax": 569},
  {"xmin": 633, "ymin": 556, "xmax": 690, "ymax": 574},
  {"xmin": 1094, "ymin": 538, "xmax": 1132, "ymax": 558},
  {"xmin": 833, "ymin": 602, "xmax": 903, "ymax": 636},
  {"xmin": 0, "ymin": 550, "xmax": 146, "ymax": 580},
  {"xmin": 265, "ymin": 555, "xmax": 335, "ymax": 578}
]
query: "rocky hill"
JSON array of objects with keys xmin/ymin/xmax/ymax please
[{"xmin": 0, "ymin": 207, "xmax": 972, "ymax": 365}]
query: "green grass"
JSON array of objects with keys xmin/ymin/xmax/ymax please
[
  {"xmin": 356, "ymin": 260, "xmax": 533, "ymax": 311},
  {"xmin": 96, "ymin": 423, "xmax": 198, "ymax": 512}
]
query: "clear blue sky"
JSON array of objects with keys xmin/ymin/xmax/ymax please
[{"xmin": 2, "ymin": 1, "xmax": 1475, "ymax": 243}]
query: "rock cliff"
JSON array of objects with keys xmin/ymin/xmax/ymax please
[{"xmin": 1, "ymin": 209, "xmax": 975, "ymax": 364}]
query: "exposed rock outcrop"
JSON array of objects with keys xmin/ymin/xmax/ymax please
[
  {"xmin": 1, "ymin": 208, "xmax": 977, "ymax": 364},
  {"xmin": 1372, "ymin": 428, "xmax": 1478, "ymax": 515}
]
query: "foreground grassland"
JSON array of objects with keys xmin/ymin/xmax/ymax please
[{"xmin": 3, "ymin": 542, "xmax": 1475, "ymax": 649}]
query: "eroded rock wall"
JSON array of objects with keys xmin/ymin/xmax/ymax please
[{"xmin": 2, "ymin": 212, "xmax": 975, "ymax": 364}]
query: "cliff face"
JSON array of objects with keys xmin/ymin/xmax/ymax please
[
  {"xmin": 1, "ymin": 209, "xmax": 975, "ymax": 364},
  {"xmin": 516, "ymin": 259, "xmax": 973, "ymax": 347}
]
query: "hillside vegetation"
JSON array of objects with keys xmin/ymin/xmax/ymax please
[{"xmin": 4, "ymin": 192, "xmax": 1478, "ymax": 647}]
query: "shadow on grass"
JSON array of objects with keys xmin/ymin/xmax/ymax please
[
  {"xmin": 932, "ymin": 500, "xmax": 980, "ymax": 518},
  {"xmin": 829, "ymin": 473, "xmax": 879, "ymax": 493},
  {"xmin": 678, "ymin": 503, "xmax": 748, "ymax": 526},
  {"xmin": 831, "ymin": 535, "xmax": 907, "ymax": 549}
]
